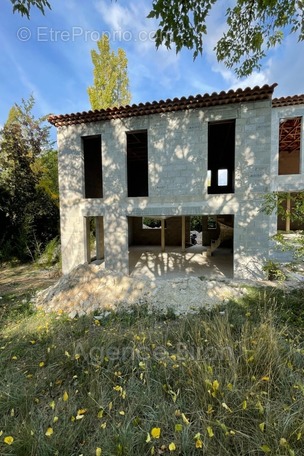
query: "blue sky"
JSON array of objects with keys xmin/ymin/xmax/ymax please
[{"xmin": 1, "ymin": 0, "xmax": 304, "ymax": 140}]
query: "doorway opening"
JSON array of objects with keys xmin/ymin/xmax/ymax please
[
  {"xmin": 85, "ymin": 216, "xmax": 104, "ymax": 263},
  {"xmin": 128, "ymin": 215, "xmax": 233, "ymax": 279}
]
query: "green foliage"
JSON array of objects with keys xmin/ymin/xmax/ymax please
[
  {"xmin": 262, "ymin": 192, "xmax": 304, "ymax": 263},
  {"xmin": 87, "ymin": 35, "xmax": 131, "ymax": 110},
  {"xmin": 190, "ymin": 216, "xmax": 202, "ymax": 232},
  {"xmin": 143, "ymin": 217, "xmax": 162, "ymax": 228},
  {"xmin": 10, "ymin": 0, "xmax": 51, "ymax": 18},
  {"xmin": 1, "ymin": 280, "xmax": 304, "ymax": 455},
  {"xmin": 148, "ymin": 0, "xmax": 304, "ymax": 76},
  {"xmin": 262, "ymin": 260, "xmax": 286, "ymax": 281},
  {"xmin": 0, "ymin": 96, "xmax": 59, "ymax": 262},
  {"xmin": 262, "ymin": 192, "xmax": 304, "ymax": 222},
  {"xmin": 34, "ymin": 149, "xmax": 59, "ymax": 206},
  {"xmin": 38, "ymin": 236, "xmax": 60, "ymax": 266}
]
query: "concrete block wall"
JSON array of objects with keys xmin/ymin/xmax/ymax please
[{"xmin": 57, "ymin": 99, "xmax": 275, "ymax": 279}]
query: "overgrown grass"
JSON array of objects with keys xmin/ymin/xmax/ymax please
[{"xmin": 0, "ymin": 285, "xmax": 304, "ymax": 455}]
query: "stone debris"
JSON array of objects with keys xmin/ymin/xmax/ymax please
[{"xmin": 35, "ymin": 263, "xmax": 251, "ymax": 318}]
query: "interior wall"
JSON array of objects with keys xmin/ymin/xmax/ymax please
[
  {"xmin": 278, "ymin": 117, "xmax": 301, "ymax": 175},
  {"xmin": 129, "ymin": 216, "xmax": 190, "ymax": 246},
  {"xmin": 202, "ymin": 215, "xmax": 234, "ymax": 246},
  {"xmin": 278, "ymin": 149, "xmax": 300, "ymax": 175}
]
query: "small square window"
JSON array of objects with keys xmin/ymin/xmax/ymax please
[{"xmin": 218, "ymin": 169, "xmax": 228, "ymax": 186}]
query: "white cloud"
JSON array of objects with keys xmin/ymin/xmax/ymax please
[{"xmin": 265, "ymin": 35, "xmax": 304, "ymax": 97}]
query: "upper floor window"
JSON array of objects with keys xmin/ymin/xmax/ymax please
[
  {"xmin": 82, "ymin": 135, "xmax": 103, "ymax": 198},
  {"xmin": 208, "ymin": 120, "xmax": 235, "ymax": 194},
  {"xmin": 127, "ymin": 130, "xmax": 148, "ymax": 197},
  {"xmin": 278, "ymin": 117, "xmax": 301, "ymax": 175}
]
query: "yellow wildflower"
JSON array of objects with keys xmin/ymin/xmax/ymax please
[
  {"xmin": 151, "ymin": 427, "xmax": 161, "ymax": 439},
  {"xmin": 169, "ymin": 442, "xmax": 176, "ymax": 451},
  {"xmin": 4, "ymin": 436, "xmax": 14, "ymax": 445},
  {"xmin": 45, "ymin": 427, "xmax": 53, "ymax": 437}
]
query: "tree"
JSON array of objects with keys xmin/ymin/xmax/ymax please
[
  {"xmin": 0, "ymin": 96, "xmax": 59, "ymax": 261},
  {"xmin": 87, "ymin": 35, "xmax": 131, "ymax": 110},
  {"xmin": 10, "ymin": 0, "xmax": 50, "ymax": 18},
  {"xmin": 34, "ymin": 149, "xmax": 59, "ymax": 206},
  {"xmin": 148, "ymin": 0, "xmax": 304, "ymax": 76}
]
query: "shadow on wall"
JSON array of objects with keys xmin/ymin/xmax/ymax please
[{"xmin": 57, "ymin": 101, "xmax": 272, "ymax": 279}]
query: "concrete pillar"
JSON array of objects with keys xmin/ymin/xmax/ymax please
[
  {"xmin": 161, "ymin": 219, "xmax": 165, "ymax": 252},
  {"xmin": 286, "ymin": 192, "xmax": 291, "ymax": 232},
  {"xmin": 181, "ymin": 216, "xmax": 186, "ymax": 252},
  {"xmin": 85, "ymin": 217, "xmax": 91, "ymax": 263},
  {"xmin": 103, "ymin": 212, "xmax": 129, "ymax": 274}
]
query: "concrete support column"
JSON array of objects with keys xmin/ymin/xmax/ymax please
[
  {"xmin": 85, "ymin": 217, "xmax": 91, "ymax": 263},
  {"xmin": 161, "ymin": 219, "xmax": 165, "ymax": 252},
  {"xmin": 96, "ymin": 216, "xmax": 104, "ymax": 260},
  {"xmin": 181, "ymin": 216, "xmax": 186, "ymax": 252},
  {"xmin": 103, "ymin": 212, "xmax": 129, "ymax": 274},
  {"xmin": 286, "ymin": 192, "xmax": 291, "ymax": 232}
]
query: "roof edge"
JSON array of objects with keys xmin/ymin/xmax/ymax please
[
  {"xmin": 272, "ymin": 94, "xmax": 304, "ymax": 108},
  {"xmin": 49, "ymin": 83, "xmax": 278, "ymax": 127}
]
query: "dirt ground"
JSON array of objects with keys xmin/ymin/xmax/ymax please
[
  {"xmin": 1, "ymin": 260, "xmax": 304, "ymax": 319},
  {"xmin": 0, "ymin": 263, "xmax": 59, "ymax": 298}
]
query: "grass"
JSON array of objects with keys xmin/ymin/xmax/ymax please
[{"xmin": 0, "ymin": 273, "xmax": 304, "ymax": 455}]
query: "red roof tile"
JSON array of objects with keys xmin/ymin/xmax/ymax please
[
  {"xmin": 272, "ymin": 94, "xmax": 304, "ymax": 107},
  {"xmin": 49, "ymin": 84, "xmax": 278, "ymax": 127}
]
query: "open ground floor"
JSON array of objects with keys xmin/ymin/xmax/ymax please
[
  {"xmin": 60, "ymin": 204, "xmax": 275, "ymax": 280},
  {"xmin": 86, "ymin": 215, "xmax": 234, "ymax": 279},
  {"xmin": 128, "ymin": 244, "xmax": 233, "ymax": 280}
]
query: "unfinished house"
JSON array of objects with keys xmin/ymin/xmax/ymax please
[{"xmin": 49, "ymin": 84, "xmax": 304, "ymax": 279}]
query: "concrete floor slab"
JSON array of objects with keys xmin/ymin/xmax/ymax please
[{"xmin": 129, "ymin": 245, "xmax": 233, "ymax": 280}]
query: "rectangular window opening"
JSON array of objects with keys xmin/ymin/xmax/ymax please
[
  {"xmin": 82, "ymin": 135, "xmax": 103, "ymax": 198},
  {"xmin": 278, "ymin": 117, "xmax": 301, "ymax": 175},
  {"xmin": 142, "ymin": 217, "xmax": 166, "ymax": 229},
  {"xmin": 85, "ymin": 216, "xmax": 104, "ymax": 263},
  {"xmin": 277, "ymin": 192, "xmax": 304, "ymax": 232},
  {"xmin": 127, "ymin": 130, "xmax": 148, "ymax": 197},
  {"xmin": 218, "ymin": 169, "xmax": 228, "ymax": 186},
  {"xmin": 207, "ymin": 216, "xmax": 217, "ymax": 230},
  {"xmin": 208, "ymin": 120, "xmax": 235, "ymax": 194}
]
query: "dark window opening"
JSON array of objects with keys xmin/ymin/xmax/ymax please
[
  {"xmin": 82, "ymin": 135, "xmax": 103, "ymax": 198},
  {"xmin": 127, "ymin": 130, "xmax": 148, "ymax": 197},
  {"xmin": 278, "ymin": 117, "xmax": 301, "ymax": 175},
  {"xmin": 142, "ymin": 218, "xmax": 167, "ymax": 229},
  {"xmin": 208, "ymin": 120, "xmax": 235, "ymax": 194},
  {"xmin": 85, "ymin": 216, "xmax": 105, "ymax": 263}
]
